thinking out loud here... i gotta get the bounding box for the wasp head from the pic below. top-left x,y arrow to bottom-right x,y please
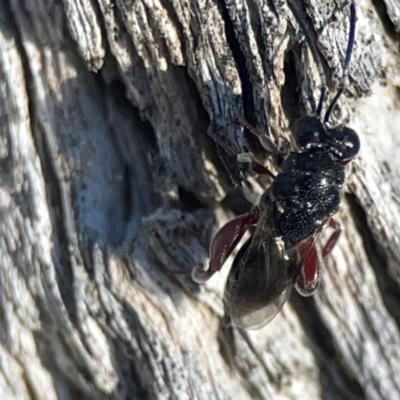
293,116 -> 360,163
293,116 -> 327,150
326,125 -> 360,162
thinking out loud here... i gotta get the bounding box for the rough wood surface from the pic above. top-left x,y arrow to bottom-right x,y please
0,0 -> 399,399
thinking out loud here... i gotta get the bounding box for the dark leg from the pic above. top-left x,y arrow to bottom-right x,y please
237,115 -> 278,156
236,152 -> 276,179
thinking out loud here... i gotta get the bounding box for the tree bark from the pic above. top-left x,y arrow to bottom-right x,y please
1,0 -> 400,399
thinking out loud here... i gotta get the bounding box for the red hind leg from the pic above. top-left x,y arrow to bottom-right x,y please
192,208 -> 259,283
322,217 -> 342,257
295,218 -> 342,296
295,240 -> 322,296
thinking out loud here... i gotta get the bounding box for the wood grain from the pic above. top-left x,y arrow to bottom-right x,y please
0,0 -> 399,399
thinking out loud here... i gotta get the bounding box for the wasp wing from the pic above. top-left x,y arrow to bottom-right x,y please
223,205 -> 300,330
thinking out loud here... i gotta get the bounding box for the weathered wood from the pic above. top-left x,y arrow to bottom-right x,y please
1,0 -> 399,399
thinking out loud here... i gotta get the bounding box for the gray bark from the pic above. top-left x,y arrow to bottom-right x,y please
1,0 -> 400,399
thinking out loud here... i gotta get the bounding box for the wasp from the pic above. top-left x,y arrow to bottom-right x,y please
193,2 -> 359,329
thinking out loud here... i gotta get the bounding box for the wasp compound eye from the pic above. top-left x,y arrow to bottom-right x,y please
327,126 -> 360,162
293,116 -> 327,150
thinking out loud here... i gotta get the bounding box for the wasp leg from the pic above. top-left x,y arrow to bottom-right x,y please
251,162 -> 276,178
237,152 -> 276,179
322,218 -> 342,257
192,209 -> 259,283
295,218 -> 342,296
295,240 -> 322,297
237,115 -> 278,155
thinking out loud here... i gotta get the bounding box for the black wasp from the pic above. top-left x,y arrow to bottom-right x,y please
193,2 -> 360,329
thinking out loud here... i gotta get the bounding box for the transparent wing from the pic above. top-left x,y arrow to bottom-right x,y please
233,288 -> 293,330
223,205 -> 299,330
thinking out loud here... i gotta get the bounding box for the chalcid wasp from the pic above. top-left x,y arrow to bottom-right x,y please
193,1 -> 360,329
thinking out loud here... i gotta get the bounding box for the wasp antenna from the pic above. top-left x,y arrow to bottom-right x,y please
316,87 -> 326,117
324,2 -> 356,123
286,0 -> 327,117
